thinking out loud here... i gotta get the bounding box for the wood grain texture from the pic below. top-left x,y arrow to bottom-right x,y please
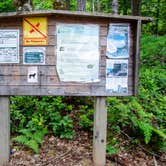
0,10 -> 152,22
93,97 -> 107,166
0,97 -> 10,165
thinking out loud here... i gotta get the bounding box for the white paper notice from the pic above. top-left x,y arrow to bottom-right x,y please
56,24 -> 100,82
106,59 -> 128,94
27,67 -> 38,83
106,24 -> 130,59
0,30 -> 19,63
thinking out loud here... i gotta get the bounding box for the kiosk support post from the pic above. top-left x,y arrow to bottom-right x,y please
0,97 -> 10,165
93,97 -> 107,166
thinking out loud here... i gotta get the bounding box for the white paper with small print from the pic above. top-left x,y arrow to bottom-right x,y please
56,24 -> 100,82
0,30 -> 19,63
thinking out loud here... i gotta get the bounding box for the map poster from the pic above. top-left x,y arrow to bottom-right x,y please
23,47 -> 45,64
56,24 -> 100,83
106,59 -> 128,94
106,23 -> 130,58
0,30 -> 19,63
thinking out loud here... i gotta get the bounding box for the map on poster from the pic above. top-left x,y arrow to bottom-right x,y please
106,59 -> 128,93
106,24 -> 129,58
0,30 -> 19,63
56,24 -> 100,82
23,47 -> 45,64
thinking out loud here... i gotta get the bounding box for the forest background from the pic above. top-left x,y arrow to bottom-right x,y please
0,0 -> 165,159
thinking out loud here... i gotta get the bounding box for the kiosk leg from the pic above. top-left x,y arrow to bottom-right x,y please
93,97 -> 107,166
0,97 -> 10,165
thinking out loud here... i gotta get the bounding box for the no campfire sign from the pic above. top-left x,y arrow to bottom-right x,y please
23,17 -> 48,45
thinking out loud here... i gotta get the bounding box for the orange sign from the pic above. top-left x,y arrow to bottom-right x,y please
23,17 -> 48,45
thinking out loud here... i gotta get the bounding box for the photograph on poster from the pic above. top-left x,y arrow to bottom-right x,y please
106,59 -> 128,94
56,23 -> 100,82
106,24 -> 130,59
23,47 -> 45,64
27,66 -> 38,83
106,59 -> 128,77
0,30 -> 19,63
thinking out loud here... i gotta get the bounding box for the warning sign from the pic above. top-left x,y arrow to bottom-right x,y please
23,17 -> 48,45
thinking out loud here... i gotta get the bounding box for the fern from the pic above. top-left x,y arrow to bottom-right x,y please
137,121 -> 153,144
152,128 -> 166,139
12,135 -> 29,145
25,140 -> 39,154
33,128 -> 48,144
13,128 -> 47,153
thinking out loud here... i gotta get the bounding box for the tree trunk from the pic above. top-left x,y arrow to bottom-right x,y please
97,0 -> 101,12
112,0 -> 118,14
66,0 -> 70,10
91,0 -> 95,12
131,0 -> 141,16
77,0 -> 86,11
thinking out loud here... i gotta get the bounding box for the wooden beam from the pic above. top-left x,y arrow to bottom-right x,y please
93,97 -> 107,166
0,10 -> 152,23
134,20 -> 142,96
0,97 -> 10,165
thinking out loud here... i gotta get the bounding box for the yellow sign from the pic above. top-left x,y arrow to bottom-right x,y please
23,17 -> 48,45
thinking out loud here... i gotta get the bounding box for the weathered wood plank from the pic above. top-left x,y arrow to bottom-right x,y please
0,97 -> 10,165
0,10 -> 152,22
93,97 -> 107,166
134,20 -> 141,96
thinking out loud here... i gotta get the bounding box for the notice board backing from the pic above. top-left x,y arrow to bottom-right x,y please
0,10 -> 151,96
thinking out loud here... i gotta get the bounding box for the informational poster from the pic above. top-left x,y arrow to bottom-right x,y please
106,59 -> 128,93
23,17 -> 47,45
106,24 -> 130,58
56,24 -> 100,82
0,30 -> 19,63
23,47 -> 45,64
27,67 -> 38,83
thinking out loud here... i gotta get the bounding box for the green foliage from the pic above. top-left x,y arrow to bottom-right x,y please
33,0 -> 53,10
50,114 -> 74,139
0,0 -> 15,12
10,96 -> 75,150
140,35 -> 166,68
78,105 -> 93,130
13,128 -> 47,153
106,145 -> 119,155
106,35 -> 166,152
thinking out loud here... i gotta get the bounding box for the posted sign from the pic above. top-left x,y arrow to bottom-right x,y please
23,17 -> 47,45
56,24 -> 100,83
0,30 -> 19,63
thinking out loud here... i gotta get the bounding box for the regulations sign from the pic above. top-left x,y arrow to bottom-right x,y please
23,47 -> 45,64
56,23 -> 100,83
23,17 -> 47,45
0,30 -> 19,63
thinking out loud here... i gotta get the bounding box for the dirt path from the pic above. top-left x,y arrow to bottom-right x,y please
5,134 -> 166,166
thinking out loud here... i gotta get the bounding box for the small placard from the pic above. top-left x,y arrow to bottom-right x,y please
23,17 -> 48,45
23,47 -> 45,64
27,67 -> 38,83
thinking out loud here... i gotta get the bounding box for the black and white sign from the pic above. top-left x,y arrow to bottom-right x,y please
0,30 -> 19,63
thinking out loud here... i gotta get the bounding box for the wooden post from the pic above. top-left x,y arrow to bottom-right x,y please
134,20 -> 142,95
93,97 -> 107,166
0,97 -> 10,165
